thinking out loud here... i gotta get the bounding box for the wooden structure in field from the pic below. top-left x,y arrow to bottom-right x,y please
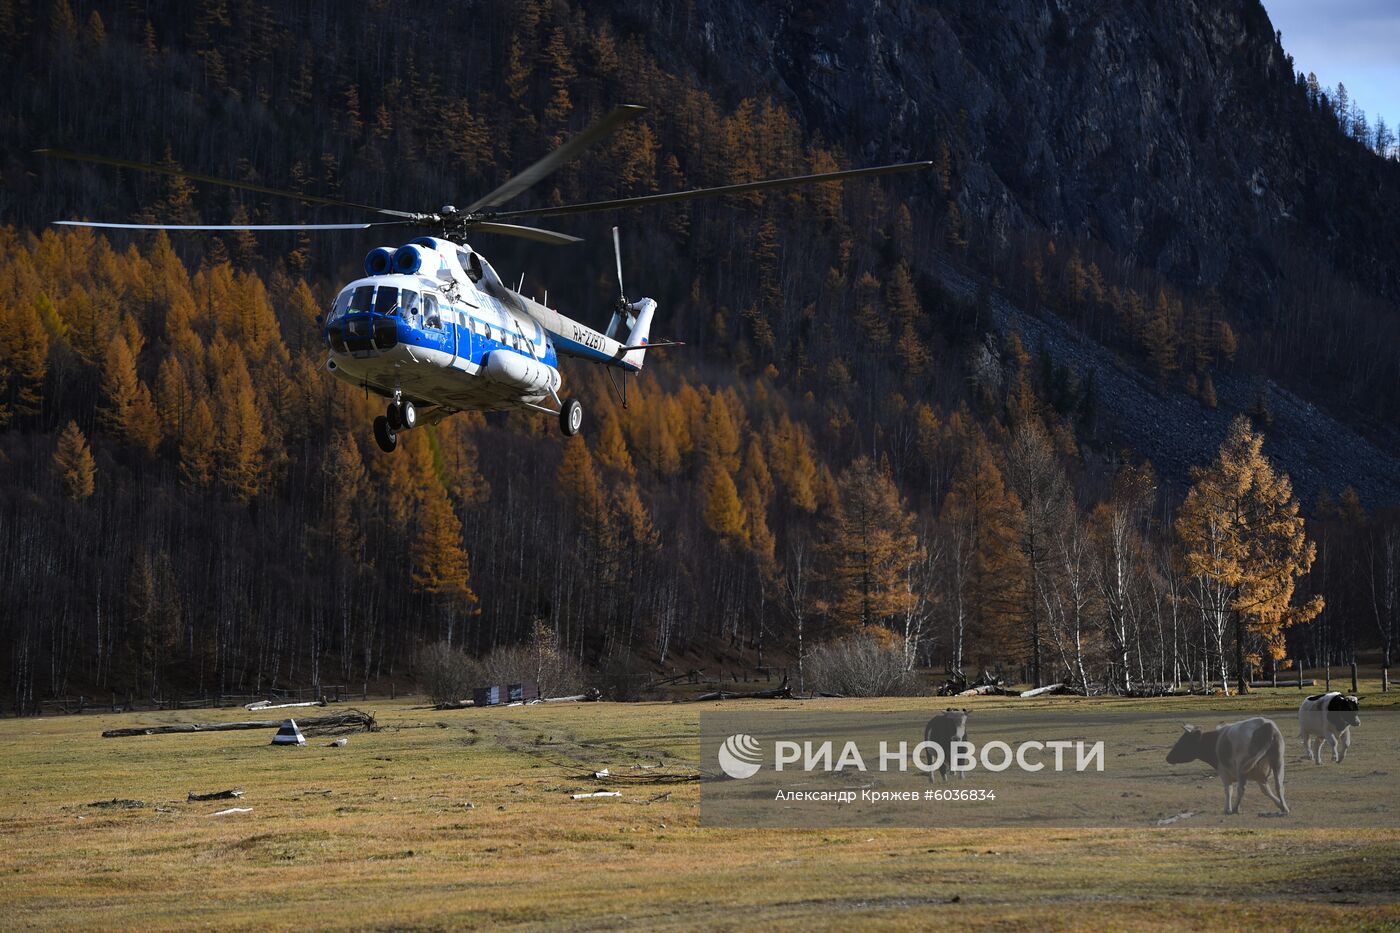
472,682 -> 540,707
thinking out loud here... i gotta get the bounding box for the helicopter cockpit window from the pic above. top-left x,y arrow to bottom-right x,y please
425,294 -> 442,329
401,291 -> 421,319
349,285 -> 375,314
374,286 -> 399,315
329,289 -> 353,322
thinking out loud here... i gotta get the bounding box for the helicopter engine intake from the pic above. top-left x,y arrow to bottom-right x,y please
363,246 -> 395,276
482,350 -> 561,396
391,243 -> 437,276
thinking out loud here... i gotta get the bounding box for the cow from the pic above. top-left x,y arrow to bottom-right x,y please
923,709 -> 969,783
1166,717 -> 1288,815
1298,692 -> 1360,764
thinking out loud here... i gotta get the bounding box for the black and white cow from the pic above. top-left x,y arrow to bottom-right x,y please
1298,692 -> 1360,764
1166,717 -> 1288,815
923,709 -> 969,783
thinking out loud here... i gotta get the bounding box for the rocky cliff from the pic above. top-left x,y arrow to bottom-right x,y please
615,0 -> 1400,301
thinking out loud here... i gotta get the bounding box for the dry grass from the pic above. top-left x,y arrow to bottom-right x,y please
0,685 -> 1397,930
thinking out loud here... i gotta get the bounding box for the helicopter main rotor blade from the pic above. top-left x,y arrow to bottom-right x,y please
461,105 -> 646,215
465,221 -> 582,245
35,149 -> 424,220
52,220 -> 412,231
485,160 -> 935,221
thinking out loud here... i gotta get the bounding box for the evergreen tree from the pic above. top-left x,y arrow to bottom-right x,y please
595,412 -> 635,476
939,433 -> 1026,664
212,346 -> 263,502
701,458 -> 746,543
179,399 -> 216,488
1175,415 -> 1322,693
0,297 -> 47,420
411,480 -> 479,644
52,420 -> 95,501
820,457 -> 921,632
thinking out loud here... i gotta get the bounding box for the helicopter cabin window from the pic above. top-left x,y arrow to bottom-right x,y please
374,286 -> 399,315
349,285 -> 375,314
424,294 -> 442,329
401,291 -> 421,320
329,288 -> 353,322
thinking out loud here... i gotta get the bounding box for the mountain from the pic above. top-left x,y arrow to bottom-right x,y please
629,0 -> 1400,296
610,0 -> 1400,444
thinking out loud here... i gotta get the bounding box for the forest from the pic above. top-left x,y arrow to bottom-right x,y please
1,0 -> 1397,710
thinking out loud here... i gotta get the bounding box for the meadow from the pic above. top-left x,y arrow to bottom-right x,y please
1,686 -> 1397,931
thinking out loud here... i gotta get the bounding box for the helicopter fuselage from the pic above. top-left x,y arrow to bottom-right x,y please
323,270 -> 563,415
319,236 -> 654,449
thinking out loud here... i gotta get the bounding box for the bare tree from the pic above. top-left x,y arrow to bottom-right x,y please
1044,514 -> 1094,694
1370,522 -> 1399,692
1005,422 -> 1071,687
782,539 -> 812,694
942,523 -> 974,681
898,532 -> 943,671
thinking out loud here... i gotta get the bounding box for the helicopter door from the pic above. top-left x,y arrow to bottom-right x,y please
423,294 -> 454,367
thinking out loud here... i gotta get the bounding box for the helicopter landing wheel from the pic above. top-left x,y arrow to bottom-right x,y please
559,397 -> 583,437
373,415 -> 398,453
386,400 -> 417,431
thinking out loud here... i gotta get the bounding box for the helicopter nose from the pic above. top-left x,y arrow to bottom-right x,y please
328,313 -> 398,353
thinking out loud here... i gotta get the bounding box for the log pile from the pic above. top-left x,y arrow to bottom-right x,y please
935,672 -> 1002,694
939,671 -> 1009,697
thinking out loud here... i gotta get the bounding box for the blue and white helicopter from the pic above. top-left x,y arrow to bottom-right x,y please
41,106 -> 929,452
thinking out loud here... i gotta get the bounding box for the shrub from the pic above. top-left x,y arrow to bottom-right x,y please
805,631 -> 922,697
414,642 -> 478,705
479,622 -> 585,698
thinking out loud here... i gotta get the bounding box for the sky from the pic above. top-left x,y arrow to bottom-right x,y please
1264,0 -> 1400,135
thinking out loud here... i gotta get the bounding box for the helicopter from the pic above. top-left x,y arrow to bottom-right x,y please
40,105 -> 930,452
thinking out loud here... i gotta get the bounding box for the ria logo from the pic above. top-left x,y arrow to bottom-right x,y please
717,733 -> 763,779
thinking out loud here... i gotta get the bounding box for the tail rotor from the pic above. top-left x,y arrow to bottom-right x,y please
605,225 -> 637,341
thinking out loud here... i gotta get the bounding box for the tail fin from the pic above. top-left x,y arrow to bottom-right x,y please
621,298 -> 656,369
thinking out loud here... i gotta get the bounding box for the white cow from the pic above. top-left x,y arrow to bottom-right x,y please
1166,717 -> 1288,815
1298,692 -> 1360,764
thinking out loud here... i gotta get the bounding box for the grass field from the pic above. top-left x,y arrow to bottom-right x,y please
1,687 -> 1398,931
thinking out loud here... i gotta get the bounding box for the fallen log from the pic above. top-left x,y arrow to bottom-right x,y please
1249,680 -> 1314,688
1019,683 -> 1074,698
104,720 -> 283,737
187,789 -> 243,801
692,677 -> 792,702
541,688 -> 602,703
575,767 -> 700,785
102,709 -> 377,738
245,700 -> 327,711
